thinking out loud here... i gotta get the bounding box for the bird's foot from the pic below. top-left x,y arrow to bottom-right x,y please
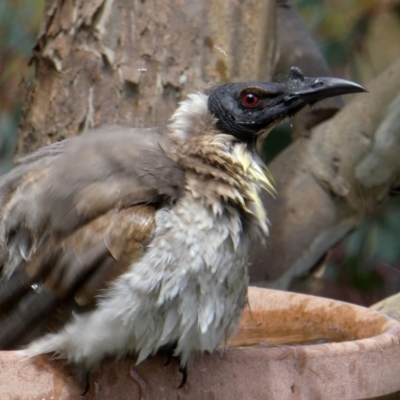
158,344 -> 188,387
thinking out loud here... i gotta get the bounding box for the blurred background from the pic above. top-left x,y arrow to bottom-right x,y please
1,0 -> 400,306
289,0 -> 400,305
0,0 -> 44,174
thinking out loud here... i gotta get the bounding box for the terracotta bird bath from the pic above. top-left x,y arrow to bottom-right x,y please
1,287 -> 400,399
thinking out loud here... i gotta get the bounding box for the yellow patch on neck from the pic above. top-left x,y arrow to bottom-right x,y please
229,143 -> 275,236
231,144 -> 275,194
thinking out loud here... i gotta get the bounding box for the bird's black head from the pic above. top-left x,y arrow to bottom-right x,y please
208,67 -> 366,141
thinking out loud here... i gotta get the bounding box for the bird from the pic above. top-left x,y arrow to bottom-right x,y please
0,67 -> 365,387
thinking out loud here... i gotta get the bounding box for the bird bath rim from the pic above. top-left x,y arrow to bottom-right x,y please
1,286 -> 400,400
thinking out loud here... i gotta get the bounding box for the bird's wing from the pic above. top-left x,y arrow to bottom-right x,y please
0,125 -> 184,348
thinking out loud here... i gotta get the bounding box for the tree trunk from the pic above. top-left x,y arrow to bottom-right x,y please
17,0 -> 276,155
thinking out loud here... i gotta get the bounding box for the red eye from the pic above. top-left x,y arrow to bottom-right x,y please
241,93 -> 260,108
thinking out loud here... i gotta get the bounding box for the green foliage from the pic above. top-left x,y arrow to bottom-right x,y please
0,0 -> 44,173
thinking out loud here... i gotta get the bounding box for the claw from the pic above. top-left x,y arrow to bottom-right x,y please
178,364 -> 187,388
164,352 -> 173,366
81,370 -> 91,396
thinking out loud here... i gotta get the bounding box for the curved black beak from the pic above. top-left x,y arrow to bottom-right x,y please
254,67 -> 367,128
285,75 -> 367,106
280,66 -> 367,113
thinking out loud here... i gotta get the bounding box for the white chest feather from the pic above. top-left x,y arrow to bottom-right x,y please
24,194 -> 250,368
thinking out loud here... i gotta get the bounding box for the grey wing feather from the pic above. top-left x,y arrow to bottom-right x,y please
0,125 -> 183,348
0,125 -> 182,277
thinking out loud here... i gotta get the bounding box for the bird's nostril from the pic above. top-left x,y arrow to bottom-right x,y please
311,81 -> 324,89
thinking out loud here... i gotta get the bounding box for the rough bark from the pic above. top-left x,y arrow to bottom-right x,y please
250,58 -> 400,288
17,0 -> 276,155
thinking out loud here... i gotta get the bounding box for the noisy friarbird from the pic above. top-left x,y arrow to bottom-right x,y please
0,67 -> 365,387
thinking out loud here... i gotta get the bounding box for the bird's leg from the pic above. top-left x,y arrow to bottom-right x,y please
178,363 -> 188,388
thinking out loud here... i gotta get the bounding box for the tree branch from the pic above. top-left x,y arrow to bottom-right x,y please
250,57 -> 400,288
